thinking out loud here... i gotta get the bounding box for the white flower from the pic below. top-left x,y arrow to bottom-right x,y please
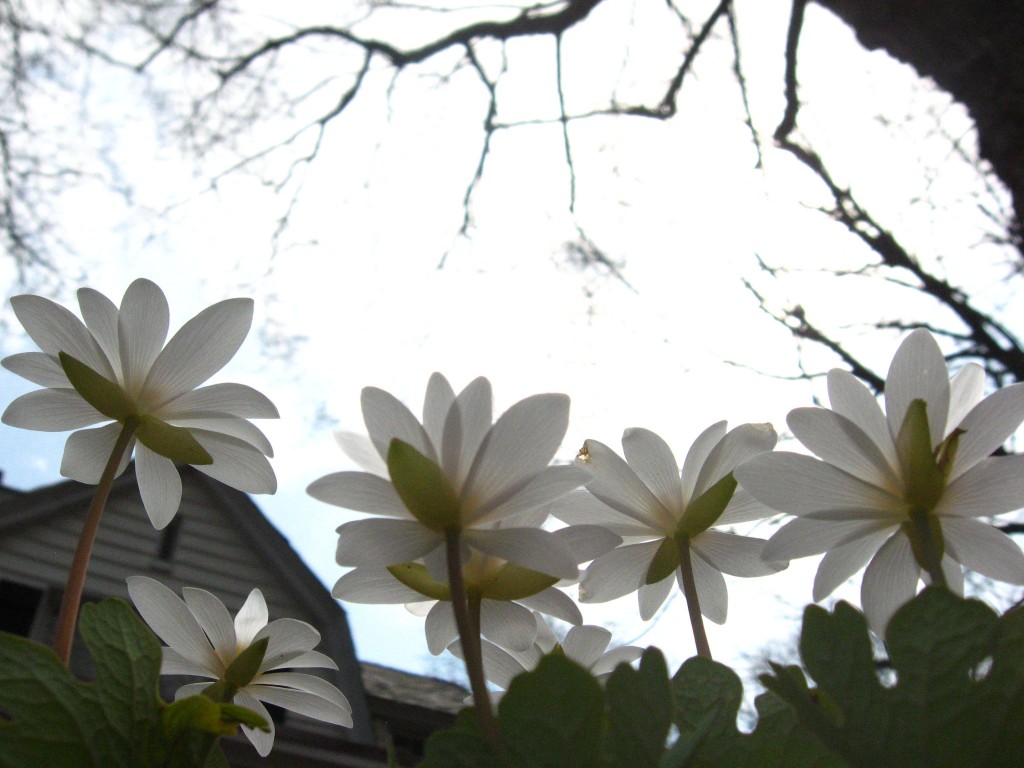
735,329 -> 1024,634
127,576 -> 352,756
332,511 -> 619,654
450,612 -> 644,699
552,423 -> 784,623
2,279 -> 277,528
308,373 -> 590,581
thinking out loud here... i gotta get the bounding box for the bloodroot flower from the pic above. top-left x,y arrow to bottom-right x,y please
127,576 -> 352,756
307,373 -> 591,582
736,329 -> 1024,635
2,278 -> 277,528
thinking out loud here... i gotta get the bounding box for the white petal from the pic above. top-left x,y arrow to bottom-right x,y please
884,329 -> 950,449
2,351 -> 70,387
332,567 -> 423,604
423,372 -> 456,453
946,364 -> 986,431
549,491 -> 656,537
60,424 -> 133,484
949,383 -> 1024,480
333,431 -> 388,475
812,527 -> 895,601
335,518 -> 441,567
860,531 -> 920,636
235,688 -> 275,756
638,575 -> 674,621
716,487 -> 784,526
307,471 -> 409,517
10,294 -> 114,378
475,639 -> 529,689
578,541 -> 663,603
788,407 -> 899,489
580,439 -> 674,531
265,649 -> 337,671
161,647 -> 219,678
247,675 -> 352,727
361,386 -> 436,463
621,428 -> 682,512
680,421 -> 727,504
938,455 -> 1024,518
425,602 -> 459,655
687,550 -> 728,624
77,287 -> 121,379
445,377 -> 493,490
462,393 -> 570,511
938,554 -> 965,596
161,383 -> 279,419
763,516 -> 898,562
691,422 -> 777,500
827,369 -> 897,468
551,523 -> 621,565
480,600 -> 538,652
562,625 -> 611,669
136,444 -> 183,529
734,452 -> 903,516
168,415 -> 273,456
117,279 -> 169,398
473,465 -> 591,525
591,645 -> 645,677
126,576 -> 218,668
191,431 -> 277,493
182,587 -> 237,666
256,619 -> 328,670
175,682 -> 215,700
2,389 -> 106,431
143,298 -> 253,405
517,588 -> 582,625
942,517 -> 1024,584
462,527 -> 578,580
692,529 -> 784,577
234,588 -> 269,647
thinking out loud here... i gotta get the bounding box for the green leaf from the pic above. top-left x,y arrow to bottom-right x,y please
670,657 -> 843,768
645,538 -> 678,586
678,473 -> 737,537
605,648 -> 672,768
163,696 -> 268,740
387,438 -> 461,530
420,709 -> 506,768
763,588 -> 1024,768
59,352 -> 134,422
482,563 -> 558,601
136,416 -> 213,465
387,563 -> 451,601
222,637 -> 267,690
0,598 -> 240,768
499,654 -> 605,768
895,399 -> 944,511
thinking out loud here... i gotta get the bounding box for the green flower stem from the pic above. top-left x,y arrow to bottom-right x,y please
445,527 -> 500,746
907,508 -> 948,589
53,419 -> 137,665
677,538 -> 713,660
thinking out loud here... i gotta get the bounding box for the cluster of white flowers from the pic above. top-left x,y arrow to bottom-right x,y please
5,280 -> 1024,753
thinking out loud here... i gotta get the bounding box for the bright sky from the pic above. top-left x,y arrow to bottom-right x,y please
0,0 -> 1017,689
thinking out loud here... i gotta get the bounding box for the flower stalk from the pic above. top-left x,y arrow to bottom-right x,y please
53,418 -> 138,664
445,527 -> 500,745
676,535 -> 713,660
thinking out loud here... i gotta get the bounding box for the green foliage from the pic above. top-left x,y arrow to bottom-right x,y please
763,587 -> 1024,768
387,438 -> 461,530
0,598 -> 265,768
421,589 -> 1024,767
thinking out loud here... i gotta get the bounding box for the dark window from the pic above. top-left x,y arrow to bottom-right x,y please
0,580 -> 43,636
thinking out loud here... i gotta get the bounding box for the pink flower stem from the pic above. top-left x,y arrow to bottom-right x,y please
445,527 -> 500,745
53,419 -> 136,665
677,540 -> 713,660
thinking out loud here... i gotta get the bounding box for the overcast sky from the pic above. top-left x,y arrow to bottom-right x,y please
0,0 -> 1016,686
